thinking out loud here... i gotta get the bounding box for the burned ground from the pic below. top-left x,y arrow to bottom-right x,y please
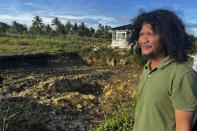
0,51 -> 140,131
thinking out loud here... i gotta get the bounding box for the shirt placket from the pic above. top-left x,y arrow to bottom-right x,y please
138,68 -> 158,99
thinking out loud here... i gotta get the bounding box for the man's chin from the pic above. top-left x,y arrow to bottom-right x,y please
142,53 -> 154,58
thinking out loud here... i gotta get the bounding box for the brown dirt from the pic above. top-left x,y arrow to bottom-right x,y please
0,51 -> 141,131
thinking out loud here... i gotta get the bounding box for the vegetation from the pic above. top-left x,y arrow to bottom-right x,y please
0,35 -> 111,56
6,21 -> 28,35
95,100 -> 136,131
32,16 -> 45,38
0,16 -> 112,39
0,101 -> 26,131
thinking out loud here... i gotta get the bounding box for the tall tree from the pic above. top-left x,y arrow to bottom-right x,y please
72,23 -> 78,35
44,24 -> 52,36
7,21 -> 27,34
32,16 -> 44,37
51,17 -> 63,37
65,21 -> 73,38
104,25 -> 112,38
0,22 -> 10,33
95,24 -> 111,38
95,24 -> 103,37
78,23 -> 88,36
89,27 -> 95,37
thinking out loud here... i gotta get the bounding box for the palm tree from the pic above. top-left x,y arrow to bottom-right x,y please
11,21 -> 19,34
7,21 -> 28,34
0,22 -> 9,33
51,17 -> 63,37
32,16 -> 44,37
44,24 -> 52,36
65,21 -> 73,38
89,27 -> 95,37
78,23 -> 88,36
72,23 -> 78,35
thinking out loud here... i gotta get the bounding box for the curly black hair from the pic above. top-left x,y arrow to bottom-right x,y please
130,9 -> 195,62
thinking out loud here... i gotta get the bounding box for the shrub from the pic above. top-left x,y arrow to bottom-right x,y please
130,53 -> 147,67
187,56 -> 194,66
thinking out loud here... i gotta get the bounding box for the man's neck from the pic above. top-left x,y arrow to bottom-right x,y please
150,55 -> 166,71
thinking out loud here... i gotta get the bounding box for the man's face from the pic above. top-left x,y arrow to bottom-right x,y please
138,23 -> 165,58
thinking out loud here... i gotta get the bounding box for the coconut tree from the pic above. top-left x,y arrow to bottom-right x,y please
72,23 -> 78,35
65,21 -> 73,38
44,24 -> 52,36
78,23 -> 88,36
7,21 -> 28,34
89,27 -> 95,37
8,21 -> 18,34
51,17 -> 63,37
32,16 -> 44,37
0,22 -> 9,33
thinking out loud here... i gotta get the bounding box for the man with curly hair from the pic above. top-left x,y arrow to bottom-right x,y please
130,9 -> 197,131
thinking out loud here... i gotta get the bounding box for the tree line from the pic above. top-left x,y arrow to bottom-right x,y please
0,16 -> 112,38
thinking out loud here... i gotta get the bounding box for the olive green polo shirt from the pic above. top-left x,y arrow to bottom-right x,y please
133,56 -> 197,131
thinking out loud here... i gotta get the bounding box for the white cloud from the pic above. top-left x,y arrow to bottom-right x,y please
0,9 -> 117,29
187,27 -> 197,36
0,14 -> 32,26
0,2 -> 126,30
24,3 -> 50,9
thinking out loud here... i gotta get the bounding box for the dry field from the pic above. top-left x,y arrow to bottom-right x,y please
0,51 -> 140,130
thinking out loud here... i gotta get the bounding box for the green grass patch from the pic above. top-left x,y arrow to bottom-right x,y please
94,100 -> 136,131
0,35 -> 111,56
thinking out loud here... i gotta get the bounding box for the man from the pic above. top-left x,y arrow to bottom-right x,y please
130,9 -> 197,131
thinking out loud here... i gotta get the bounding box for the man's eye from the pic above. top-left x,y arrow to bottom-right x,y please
148,33 -> 156,36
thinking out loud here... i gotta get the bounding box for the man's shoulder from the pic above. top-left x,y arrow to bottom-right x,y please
175,62 -> 193,72
171,62 -> 196,77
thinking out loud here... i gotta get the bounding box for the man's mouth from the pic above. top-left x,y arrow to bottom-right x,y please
141,45 -> 152,49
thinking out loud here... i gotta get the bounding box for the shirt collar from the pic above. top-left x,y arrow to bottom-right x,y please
144,56 -> 174,70
144,60 -> 150,70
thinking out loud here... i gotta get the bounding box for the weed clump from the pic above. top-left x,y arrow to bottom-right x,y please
95,101 -> 136,131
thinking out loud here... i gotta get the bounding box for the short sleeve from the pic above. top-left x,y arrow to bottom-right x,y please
171,71 -> 197,111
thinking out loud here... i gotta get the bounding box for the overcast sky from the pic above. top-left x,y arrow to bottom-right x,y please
0,0 -> 197,36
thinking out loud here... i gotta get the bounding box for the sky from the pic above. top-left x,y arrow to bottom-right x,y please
0,0 -> 197,36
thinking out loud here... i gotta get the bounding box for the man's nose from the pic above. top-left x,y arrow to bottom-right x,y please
142,36 -> 149,43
